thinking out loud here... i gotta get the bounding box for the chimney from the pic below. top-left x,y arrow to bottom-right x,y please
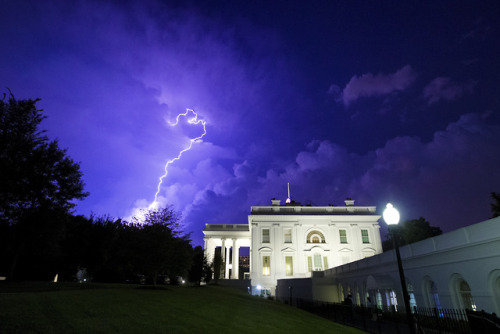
271,198 -> 281,206
344,198 -> 355,206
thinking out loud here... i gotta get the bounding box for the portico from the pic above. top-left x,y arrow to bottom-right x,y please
203,224 -> 251,279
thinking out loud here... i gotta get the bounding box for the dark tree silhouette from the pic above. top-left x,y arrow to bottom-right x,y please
211,251 -> 223,284
0,92 -> 88,280
188,245 -> 212,286
0,93 -> 88,223
130,207 -> 192,285
491,192 -> 500,218
383,217 -> 442,251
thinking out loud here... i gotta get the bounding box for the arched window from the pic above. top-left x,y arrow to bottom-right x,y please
407,283 -> 417,309
428,281 -> 441,312
354,284 -> 361,306
376,290 -> 383,309
423,276 -> 441,310
306,230 -> 326,243
458,280 -> 476,311
451,274 -> 477,311
387,290 -> 398,311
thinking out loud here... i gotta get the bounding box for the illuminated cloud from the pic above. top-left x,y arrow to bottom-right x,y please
423,77 -> 475,105
341,65 -> 416,106
178,112 -> 500,242
348,112 -> 500,229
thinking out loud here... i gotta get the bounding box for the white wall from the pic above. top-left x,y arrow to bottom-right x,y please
276,216 -> 500,314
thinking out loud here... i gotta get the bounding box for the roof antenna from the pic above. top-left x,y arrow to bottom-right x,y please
286,182 -> 291,204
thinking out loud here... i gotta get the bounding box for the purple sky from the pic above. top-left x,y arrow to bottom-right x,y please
2,0 -> 500,246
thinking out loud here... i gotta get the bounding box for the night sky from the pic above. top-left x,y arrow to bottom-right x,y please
2,0 -> 500,246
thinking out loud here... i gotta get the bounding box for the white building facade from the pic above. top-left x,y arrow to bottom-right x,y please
203,198 -> 500,315
248,198 -> 383,296
203,198 -> 383,295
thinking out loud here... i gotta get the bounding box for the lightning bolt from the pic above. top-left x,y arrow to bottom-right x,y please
151,108 -> 207,207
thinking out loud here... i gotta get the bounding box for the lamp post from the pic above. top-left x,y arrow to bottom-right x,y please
383,203 -> 415,334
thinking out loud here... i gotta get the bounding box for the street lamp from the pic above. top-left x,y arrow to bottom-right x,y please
383,203 -> 415,334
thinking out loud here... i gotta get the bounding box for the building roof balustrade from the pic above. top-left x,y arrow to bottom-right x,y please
250,206 -> 377,215
203,224 -> 250,232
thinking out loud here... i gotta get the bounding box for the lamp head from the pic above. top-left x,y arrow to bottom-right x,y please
383,203 -> 400,225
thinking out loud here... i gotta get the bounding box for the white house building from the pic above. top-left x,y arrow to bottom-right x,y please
203,198 -> 383,296
203,196 -> 500,315
248,198 -> 383,296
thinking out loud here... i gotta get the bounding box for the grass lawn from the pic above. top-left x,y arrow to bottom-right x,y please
0,282 -> 365,333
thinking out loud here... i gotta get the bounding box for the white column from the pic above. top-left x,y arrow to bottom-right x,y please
350,223 -> 361,260
250,222 -> 258,282
249,243 -> 252,280
221,238 -> 226,279
231,238 -> 239,279
373,224 -> 383,253
225,244 -> 230,279
273,224 -> 279,277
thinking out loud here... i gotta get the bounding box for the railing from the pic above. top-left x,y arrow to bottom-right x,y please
415,307 -> 470,334
250,206 -> 377,215
203,224 -> 249,231
276,297 -> 490,334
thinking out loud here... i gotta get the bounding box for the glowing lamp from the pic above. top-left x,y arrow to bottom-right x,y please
382,202 -> 416,334
383,203 -> 400,226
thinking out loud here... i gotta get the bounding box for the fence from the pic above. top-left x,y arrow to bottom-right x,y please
414,307 -> 469,334
279,297 -> 500,334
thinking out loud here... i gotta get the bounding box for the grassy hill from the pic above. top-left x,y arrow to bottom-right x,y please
0,282 -> 364,333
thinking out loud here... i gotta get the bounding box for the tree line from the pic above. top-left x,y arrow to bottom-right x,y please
0,92 -> 211,284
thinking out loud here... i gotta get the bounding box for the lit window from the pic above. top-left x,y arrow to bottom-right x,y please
427,280 -> 442,314
262,256 -> 270,276
388,290 -> 398,311
361,229 -> 370,243
313,254 -> 322,271
459,280 -> 476,311
323,256 -> 328,269
376,291 -> 383,309
307,256 -> 312,272
285,256 -> 293,276
306,230 -> 325,243
408,283 -> 417,309
284,228 -> 292,243
339,229 -> 347,243
262,229 -> 270,243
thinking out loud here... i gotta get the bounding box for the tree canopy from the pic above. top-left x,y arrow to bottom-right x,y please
491,192 -> 500,218
129,207 -> 192,285
188,245 -> 212,286
383,217 -> 442,251
0,93 -> 89,280
0,93 -> 88,224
